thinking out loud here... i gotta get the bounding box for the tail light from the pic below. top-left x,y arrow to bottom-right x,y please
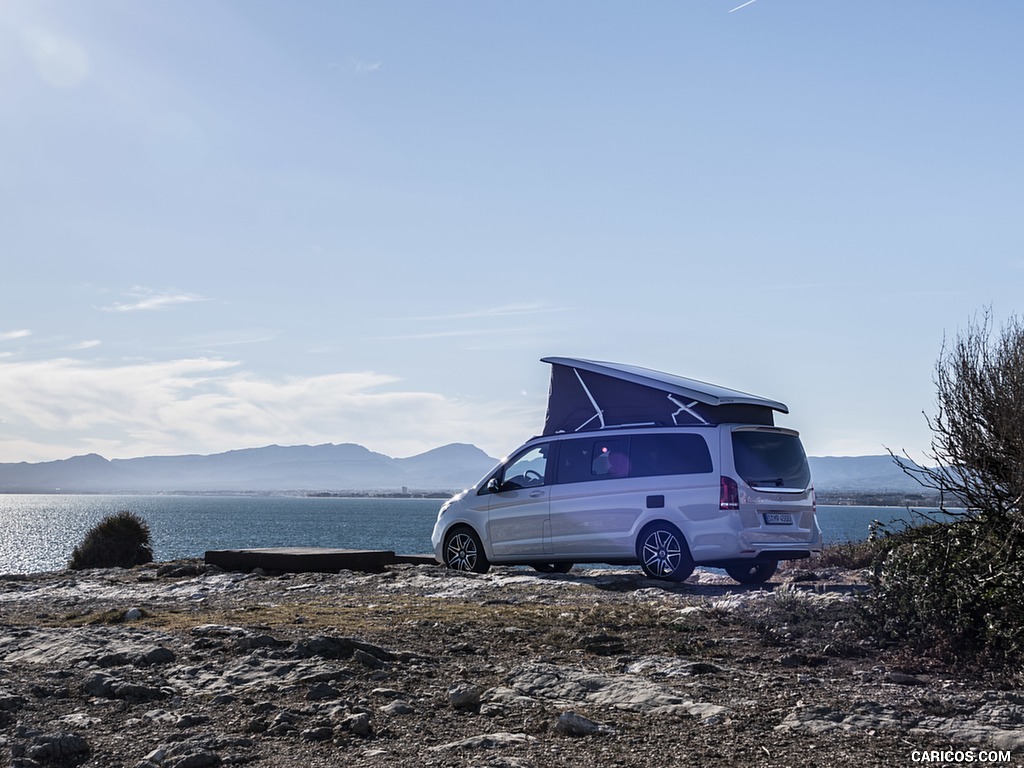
720,476 -> 739,510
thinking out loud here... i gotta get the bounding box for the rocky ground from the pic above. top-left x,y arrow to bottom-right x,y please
1,561 -> 1022,768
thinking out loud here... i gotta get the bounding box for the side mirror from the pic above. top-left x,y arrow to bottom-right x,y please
486,477 -> 501,494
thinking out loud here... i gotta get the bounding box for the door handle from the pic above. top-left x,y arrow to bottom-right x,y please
529,491 -> 544,498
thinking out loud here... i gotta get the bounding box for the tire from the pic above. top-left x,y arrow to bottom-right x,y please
443,527 -> 490,574
532,562 -> 574,574
725,560 -> 778,585
637,523 -> 694,581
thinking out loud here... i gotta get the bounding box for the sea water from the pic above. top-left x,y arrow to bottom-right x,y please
0,494 -> 925,576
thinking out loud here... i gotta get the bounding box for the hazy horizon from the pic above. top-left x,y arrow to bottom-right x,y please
0,439 -> 912,466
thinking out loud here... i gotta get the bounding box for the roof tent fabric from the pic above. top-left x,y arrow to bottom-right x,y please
541,357 -> 787,436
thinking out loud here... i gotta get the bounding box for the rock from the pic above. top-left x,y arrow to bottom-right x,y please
25,732 -> 90,762
506,662 -> 729,720
429,732 -> 536,751
885,671 -> 926,686
270,710 -> 300,729
57,712 -> 101,728
191,625 -> 249,638
910,692 -> 1024,751
143,709 -> 178,725
98,650 -> 132,667
779,653 -> 818,668
167,751 -> 220,768
371,687 -> 407,699
684,661 -> 722,676
140,646 -> 176,666
289,635 -> 396,667
307,682 -> 342,701
480,687 -> 541,712
353,648 -> 385,669
300,726 -> 333,742
235,634 -> 288,651
340,712 -> 372,736
111,681 -> 168,702
83,672 -> 115,697
137,747 -> 167,767
448,683 -> 482,709
380,700 -> 415,716
0,692 -> 28,711
125,608 -> 145,621
775,701 -> 906,734
175,713 -> 211,728
94,643 -> 174,669
157,563 -> 204,578
555,711 -> 613,736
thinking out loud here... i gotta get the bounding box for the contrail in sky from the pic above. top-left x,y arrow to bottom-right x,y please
729,0 -> 759,11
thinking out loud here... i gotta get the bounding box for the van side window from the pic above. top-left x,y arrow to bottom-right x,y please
629,433 -> 713,477
496,444 -> 550,490
591,439 -> 629,478
555,433 -> 712,484
556,438 -> 627,484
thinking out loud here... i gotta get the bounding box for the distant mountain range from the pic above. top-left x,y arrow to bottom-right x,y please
807,455 -> 932,502
0,443 -> 930,498
0,443 -> 500,494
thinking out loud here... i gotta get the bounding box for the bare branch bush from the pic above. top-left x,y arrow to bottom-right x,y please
870,310 -> 1024,677
891,309 -> 1024,521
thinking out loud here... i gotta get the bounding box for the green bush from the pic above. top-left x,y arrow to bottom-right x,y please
69,510 -> 154,570
864,513 -> 1024,675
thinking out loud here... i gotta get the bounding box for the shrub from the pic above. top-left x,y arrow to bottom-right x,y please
864,513 -> 1024,675
69,510 -> 154,570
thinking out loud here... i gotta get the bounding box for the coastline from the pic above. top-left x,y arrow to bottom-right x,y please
1,561 -> 1021,767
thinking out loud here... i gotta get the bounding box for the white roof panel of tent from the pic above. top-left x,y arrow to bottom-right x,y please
541,357 -> 789,414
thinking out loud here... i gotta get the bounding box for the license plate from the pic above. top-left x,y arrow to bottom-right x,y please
763,513 -> 793,526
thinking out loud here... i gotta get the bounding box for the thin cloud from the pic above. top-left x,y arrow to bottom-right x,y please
102,287 -> 207,313
400,303 -> 570,323
353,58 -> 382,73
22,27 -> 92,89
0,329 -> 32,342
729,0 -> 759,11
763,281 -> 861,292
69,340 -> 101,350
0,356 -> 529,461
383,325 -> 552,342
177,329 -> 282,349
329,57 -> 382,74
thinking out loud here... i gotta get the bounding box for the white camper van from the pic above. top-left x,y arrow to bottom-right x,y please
431,358 -> 821,584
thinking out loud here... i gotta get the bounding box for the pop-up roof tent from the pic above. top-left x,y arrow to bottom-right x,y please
541,357 -> 788,436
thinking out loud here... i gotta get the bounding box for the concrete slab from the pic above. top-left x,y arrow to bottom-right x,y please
204,547 -> 436,574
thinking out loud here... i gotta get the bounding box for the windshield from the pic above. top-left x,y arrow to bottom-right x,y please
731,430 -> 811,490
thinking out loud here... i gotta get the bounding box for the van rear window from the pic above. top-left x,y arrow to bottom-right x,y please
731,431 -> 810,490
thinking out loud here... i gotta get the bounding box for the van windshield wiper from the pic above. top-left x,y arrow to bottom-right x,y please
750,478 -> 785,487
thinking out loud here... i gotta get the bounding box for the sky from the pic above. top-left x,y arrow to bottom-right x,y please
1,1 -> 1022,465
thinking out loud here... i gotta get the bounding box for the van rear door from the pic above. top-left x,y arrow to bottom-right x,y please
728,427 -> 817,547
